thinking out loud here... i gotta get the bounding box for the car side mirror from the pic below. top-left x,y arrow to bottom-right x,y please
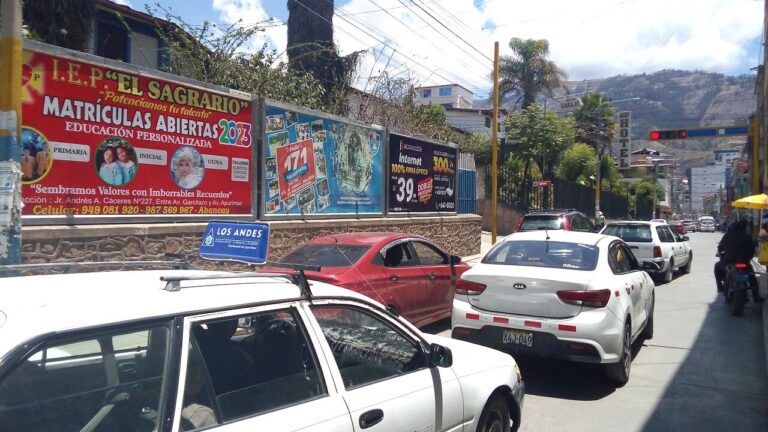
682,236 -> 689,241
641,261 -> 661,272
450,255 -> 462,266
429,343 -> 453,368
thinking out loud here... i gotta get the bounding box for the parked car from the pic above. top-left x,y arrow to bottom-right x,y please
600,221 -> 692,283
0,265 -> 524,431
516,209 -> 596,232
266,232 -> 471,328
669,220 -> 686,235
681,219 -> 696,232
452,230 -> 657,386
697,216 -> 716,232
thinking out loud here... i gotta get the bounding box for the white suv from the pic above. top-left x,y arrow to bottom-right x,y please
601,221 -> 692,283
0,265 -> 524,432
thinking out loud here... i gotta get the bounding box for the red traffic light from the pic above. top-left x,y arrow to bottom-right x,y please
648,129 -> 687,140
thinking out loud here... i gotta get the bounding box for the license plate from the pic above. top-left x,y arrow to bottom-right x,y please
502,329 -> 533,347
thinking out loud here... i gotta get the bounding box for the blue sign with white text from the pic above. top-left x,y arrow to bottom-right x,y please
199,221 -> 270,264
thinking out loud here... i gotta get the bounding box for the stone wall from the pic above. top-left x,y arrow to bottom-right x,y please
21,214 -> 482,271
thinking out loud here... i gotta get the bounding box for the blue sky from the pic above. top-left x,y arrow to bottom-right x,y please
116,0 -> 764,98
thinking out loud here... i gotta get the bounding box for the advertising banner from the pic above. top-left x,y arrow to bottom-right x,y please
20,47 -> 253,219
262,103 -> 383,216
388,133 -> 457,213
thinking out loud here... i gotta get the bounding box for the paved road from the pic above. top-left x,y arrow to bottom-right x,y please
426,231 -> 768,431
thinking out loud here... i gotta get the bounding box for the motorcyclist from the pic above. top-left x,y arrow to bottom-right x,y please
715,219 -> 764,302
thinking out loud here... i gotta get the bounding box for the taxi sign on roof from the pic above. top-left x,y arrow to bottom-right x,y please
200,221 -> 270,264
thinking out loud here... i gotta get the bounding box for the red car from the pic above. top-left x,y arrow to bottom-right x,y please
267,232 -> 470,328
669,221 -> 686,235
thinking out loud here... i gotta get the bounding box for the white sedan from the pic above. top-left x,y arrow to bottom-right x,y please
0,267 -> 524,432
452,230 -> 657,386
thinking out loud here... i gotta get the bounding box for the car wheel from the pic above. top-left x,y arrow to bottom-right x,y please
476,393 -> 510,432
641,294 -> 654,340
605,322 -> 631,386
682,252 -> 692,274
663,259 -> 674,283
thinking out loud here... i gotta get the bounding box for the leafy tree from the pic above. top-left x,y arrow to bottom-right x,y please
499,38 -> 567,109
22,0 -> 95,51
460,133 -> 492,165
146,6 -> 327,110
505,103 -> 573,179
556,143 -> 596,182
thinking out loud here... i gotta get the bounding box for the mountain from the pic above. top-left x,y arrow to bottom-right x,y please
547,70 -> 756,172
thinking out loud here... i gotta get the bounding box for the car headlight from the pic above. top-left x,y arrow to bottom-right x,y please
514,363 -> 522,382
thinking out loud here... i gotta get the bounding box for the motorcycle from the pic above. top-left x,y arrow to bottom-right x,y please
724,263 -> 752,316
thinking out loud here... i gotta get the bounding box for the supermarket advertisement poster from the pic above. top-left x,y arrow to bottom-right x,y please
20,48 -> 253,218
262,104 -> 383,216
388,133 -> 457,213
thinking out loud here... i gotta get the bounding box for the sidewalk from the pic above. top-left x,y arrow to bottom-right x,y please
462,231 -> 496,266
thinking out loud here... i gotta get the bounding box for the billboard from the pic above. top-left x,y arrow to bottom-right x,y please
261,102 -> 384,217
388,133 -> 457,213
20,45 -> 253,220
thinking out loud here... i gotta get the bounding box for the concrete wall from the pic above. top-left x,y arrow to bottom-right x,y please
21,215 -> 482,271
477,197 -> 523,235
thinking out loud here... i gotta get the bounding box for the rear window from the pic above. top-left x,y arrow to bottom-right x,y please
700,220 -> 714,225
279,244 -> 370,267
602,224 -> 652,242
520,215 -> 563,231
482,240 -> 599,270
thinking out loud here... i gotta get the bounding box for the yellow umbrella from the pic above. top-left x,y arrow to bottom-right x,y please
732,193 -> 768,209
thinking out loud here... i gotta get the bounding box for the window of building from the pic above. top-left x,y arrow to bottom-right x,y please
485,117 -> 491,128
96,20 -> 129,62
439,87 -> 452,96
421,89 -> 432,98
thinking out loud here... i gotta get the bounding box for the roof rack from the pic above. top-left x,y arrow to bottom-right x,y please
0,258 -> 191,275
159,262 -> 321,302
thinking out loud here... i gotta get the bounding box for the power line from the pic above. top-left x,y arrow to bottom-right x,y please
408,0 -> 493,63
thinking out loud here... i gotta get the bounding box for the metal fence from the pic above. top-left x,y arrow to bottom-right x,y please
457,153 -> 477,214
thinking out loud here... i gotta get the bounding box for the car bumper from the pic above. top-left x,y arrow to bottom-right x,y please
451,299 -> 623,364
699,226 -> 715,232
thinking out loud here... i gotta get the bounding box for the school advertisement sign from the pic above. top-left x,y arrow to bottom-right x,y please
388,133 -> 457,213
262,102 -> 383,216
20,48 -> 253,218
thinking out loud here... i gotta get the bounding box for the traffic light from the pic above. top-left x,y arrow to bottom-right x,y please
649,130 -> 687,140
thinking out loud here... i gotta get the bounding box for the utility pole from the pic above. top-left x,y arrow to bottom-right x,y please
490,41 -> 500,244
0,0 -> 23,266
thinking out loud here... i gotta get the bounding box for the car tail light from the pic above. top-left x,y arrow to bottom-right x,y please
562,216 -> 570,230
456,279 -> 487,295
515,220 -> 523,232
735,263 -> 748,269
653,246 -> 662,258
557,289 -> 611,308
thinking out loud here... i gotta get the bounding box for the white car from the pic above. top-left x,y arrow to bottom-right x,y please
697,217 -> 717,232
452,231 -> 656,386
601,221 -> 692,283
0,266 -> 524,431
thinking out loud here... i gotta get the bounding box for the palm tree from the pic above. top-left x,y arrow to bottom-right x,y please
499,38 -> 567,109
575,92 -> 616,155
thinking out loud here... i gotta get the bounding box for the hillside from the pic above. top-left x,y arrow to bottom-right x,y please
548,70 -> 756,171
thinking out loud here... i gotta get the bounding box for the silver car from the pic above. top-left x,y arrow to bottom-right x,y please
452,230 -> 657,386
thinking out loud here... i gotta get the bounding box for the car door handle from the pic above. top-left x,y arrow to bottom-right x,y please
427,272 -> 436,280
389,275 -> 399,281
359,409 -> 384,429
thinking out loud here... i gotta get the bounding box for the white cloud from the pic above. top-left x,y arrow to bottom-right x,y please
211,0 -> 286,55
205,0 -> 763,96
112,0 -> 134,7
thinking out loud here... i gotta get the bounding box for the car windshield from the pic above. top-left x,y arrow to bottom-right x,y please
278,244 -> 370,267
520,216 -> 563,231
482,240 -> 598,270
602,224 -> 652,243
